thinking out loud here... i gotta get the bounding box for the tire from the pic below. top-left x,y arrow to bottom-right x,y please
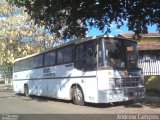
72,86 -> 85,106
24,84 -> 29,97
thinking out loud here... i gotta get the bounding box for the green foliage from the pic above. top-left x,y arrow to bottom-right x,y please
0,2 -> 49,79
145,76 -> 160,91
0,61 -> 13,79
0,61 -> 13,71
0,2 -> 50,63
7,0 -> 160,38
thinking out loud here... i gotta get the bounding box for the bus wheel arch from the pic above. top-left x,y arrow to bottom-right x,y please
24,83 -> 29,96
70,84 -> 85,106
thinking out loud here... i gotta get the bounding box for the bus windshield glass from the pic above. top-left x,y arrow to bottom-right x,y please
125,40 -> 138,68
98,38 -> 138,69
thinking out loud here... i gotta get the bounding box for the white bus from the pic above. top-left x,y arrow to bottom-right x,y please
13,35 -> 145,105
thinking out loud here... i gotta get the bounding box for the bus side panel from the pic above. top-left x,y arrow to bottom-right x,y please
49,64 -> 78,99
13,69 -> 43,95
13,65 -> 99,103
56,70 -> 98,103
13,70 -> 33,94
97,70 -> 113,90
96,70 -> 114,103
13,80 -> 27,94
78,71 -> 98,103
54,67 -> 97,101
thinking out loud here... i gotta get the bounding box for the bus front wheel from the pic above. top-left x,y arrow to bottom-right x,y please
72,86 -> 85,106
24,84 -> 29,97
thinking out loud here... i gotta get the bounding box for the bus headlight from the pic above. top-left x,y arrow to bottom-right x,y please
109,78 -> 122,89
137,69 -> 143,76
109,78 -> 115,89
138,77 -> 144,87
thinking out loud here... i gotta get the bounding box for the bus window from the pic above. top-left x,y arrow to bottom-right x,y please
75,41 -> 97,71
35,55 -> 43,68
63,47 -> 73,63
57,46 -> 73,64
57,49 -> 63,64
75,44 -> 84,70
84,42 -> 97,71
125,41 -> 138,68
98,38 -> 125,68
98,38 -> 139,69
44,51 -> 56,67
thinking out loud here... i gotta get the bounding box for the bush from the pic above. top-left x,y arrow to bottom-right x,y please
144,76 -> 160,96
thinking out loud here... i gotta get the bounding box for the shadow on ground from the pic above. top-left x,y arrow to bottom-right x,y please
14,93 -> 160,109
1,84 -> 159,109
16,93 -> 71,104
0,95 -> 16,99
85,101 -> 144,108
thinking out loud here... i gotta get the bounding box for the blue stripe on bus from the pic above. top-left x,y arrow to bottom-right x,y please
13,76 -> 97,81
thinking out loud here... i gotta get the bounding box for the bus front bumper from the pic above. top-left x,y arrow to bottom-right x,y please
98,87 -> 145,103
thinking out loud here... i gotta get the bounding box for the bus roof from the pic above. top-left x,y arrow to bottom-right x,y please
14,35 -> 136,63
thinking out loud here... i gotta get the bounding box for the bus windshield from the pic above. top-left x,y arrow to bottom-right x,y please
98,38 -> 138,69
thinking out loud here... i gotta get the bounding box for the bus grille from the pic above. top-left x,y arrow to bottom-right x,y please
114,77 -> 142,87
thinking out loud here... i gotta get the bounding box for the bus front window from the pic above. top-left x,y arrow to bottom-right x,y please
98,38 -> 138,69
106,39 -> 125,68
98,38 -> 125,68
125,41 -> 139,68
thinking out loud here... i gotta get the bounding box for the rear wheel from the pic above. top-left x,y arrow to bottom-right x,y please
24,84 -> 29,96
72,86 -> 85,106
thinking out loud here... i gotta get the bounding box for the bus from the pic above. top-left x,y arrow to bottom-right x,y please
13,35 -> 145,105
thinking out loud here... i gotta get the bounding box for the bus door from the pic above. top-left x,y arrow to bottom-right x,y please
75,40 -> 98,101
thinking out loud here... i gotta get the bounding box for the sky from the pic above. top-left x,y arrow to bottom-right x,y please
87,22 -> 158,37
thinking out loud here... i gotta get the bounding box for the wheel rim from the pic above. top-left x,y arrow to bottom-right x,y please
74,88 -> 82,102
72,87 -> 84,105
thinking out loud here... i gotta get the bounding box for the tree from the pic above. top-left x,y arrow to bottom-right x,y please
7,0 -> 160,38
0,1 -> 50,82
0,1 -> 51,62
0,61 -> 12,83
